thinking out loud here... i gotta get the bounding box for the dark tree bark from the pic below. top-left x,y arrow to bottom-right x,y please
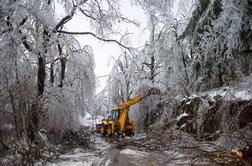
143,56 -> 156,83
37,57 -> 46,96
50,62 -> 54,84
9,90 -> 20,139
149,18 -> 155,83
181,47 -> 189,84
59,58 -> 66,88
174,21 -> 189,85
150,55 -> 155,83
58,44 -> 66,88
27,55 -> 45,141
27,102 -> 39,141
28,27 -> 48,141
37,27 -> 48,96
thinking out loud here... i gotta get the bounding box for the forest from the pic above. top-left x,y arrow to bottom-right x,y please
0,0 -> 252,165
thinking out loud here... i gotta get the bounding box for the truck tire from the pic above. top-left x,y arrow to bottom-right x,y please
125,129 -> 132,137
107,125 -> 112,137
100,125 -> 106,136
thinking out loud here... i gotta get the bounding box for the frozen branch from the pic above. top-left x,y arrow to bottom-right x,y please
57,30 -> 132,50
52,5 -> 77,33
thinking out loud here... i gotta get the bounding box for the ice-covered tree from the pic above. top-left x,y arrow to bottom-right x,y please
180,0 -> 252,90
94,87 -> 110,118
108,52 -> 135,105
0,0 -> 135,146
155,19 -> 191,95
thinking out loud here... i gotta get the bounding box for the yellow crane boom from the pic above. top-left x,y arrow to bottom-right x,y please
98,88 -> 160,137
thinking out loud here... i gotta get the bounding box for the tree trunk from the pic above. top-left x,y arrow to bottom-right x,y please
28,27 -> 48,141
59,57 -> 66,88
9,90 -> 20,139
181,49 -> 189,84
150,56 -> 155,83
175,22 -> 189,85
58,44 -> 66,88
27,56 -> 45,141
37,57 -> 46,96
217,65 -> 224,86
50,62 -> 54,85
37,27 -> 48,95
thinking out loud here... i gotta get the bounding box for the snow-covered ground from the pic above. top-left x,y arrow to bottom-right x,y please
43,135 -> 157,166
45,152 -> 98,166
43,136 -> 110,166
40,126 -> 184,166
42,135 -> 196,166
205,76 -> 252,101
120,149 -> 148,157
176,75 -> 252,102
39,76 -> 252,166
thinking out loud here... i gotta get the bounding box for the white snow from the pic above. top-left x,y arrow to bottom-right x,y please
207,88 -> 228,98
186,100 -> 191,105
105,159 -> 112,166
44,136 -> 111,166
196,79 -> 252,102
179,123 -> 187,129
79,112 -> 93,127
47,161 -> 88,166
164,150 -> 185,158
45,152 -> 99,166
94,137 -> 111,152
60,152 -> 94,160
188,94 -> 201,99
38,130 -> 49,145
234,90 -> 252,101
120,149 -> 148,157
176,113 -> 189,121
79,112 -> 104,127
0,124 -> 13,130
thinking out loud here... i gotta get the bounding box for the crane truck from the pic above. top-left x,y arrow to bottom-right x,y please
97,88 -> 160,137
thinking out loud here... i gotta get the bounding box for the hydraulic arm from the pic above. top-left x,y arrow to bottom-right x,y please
97,88 -> 160,137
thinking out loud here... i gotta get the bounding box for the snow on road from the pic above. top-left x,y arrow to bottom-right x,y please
44,136 -> 110,166
44,135 -> 163,166
45,151 -> 99,166
43,112 -> 175,166
120,149 -> 148,157
44,113 -> 190,166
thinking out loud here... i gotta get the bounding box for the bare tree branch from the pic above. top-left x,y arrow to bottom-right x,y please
52,5 -> 77,33
79,8 -> 96,20
97,75 -> 110,78
57,30 -> 132,50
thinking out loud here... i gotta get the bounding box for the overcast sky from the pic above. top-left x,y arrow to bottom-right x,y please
63,1 -> 149,93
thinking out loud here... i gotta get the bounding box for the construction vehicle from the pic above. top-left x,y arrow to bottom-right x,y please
97,88 -> 160,137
